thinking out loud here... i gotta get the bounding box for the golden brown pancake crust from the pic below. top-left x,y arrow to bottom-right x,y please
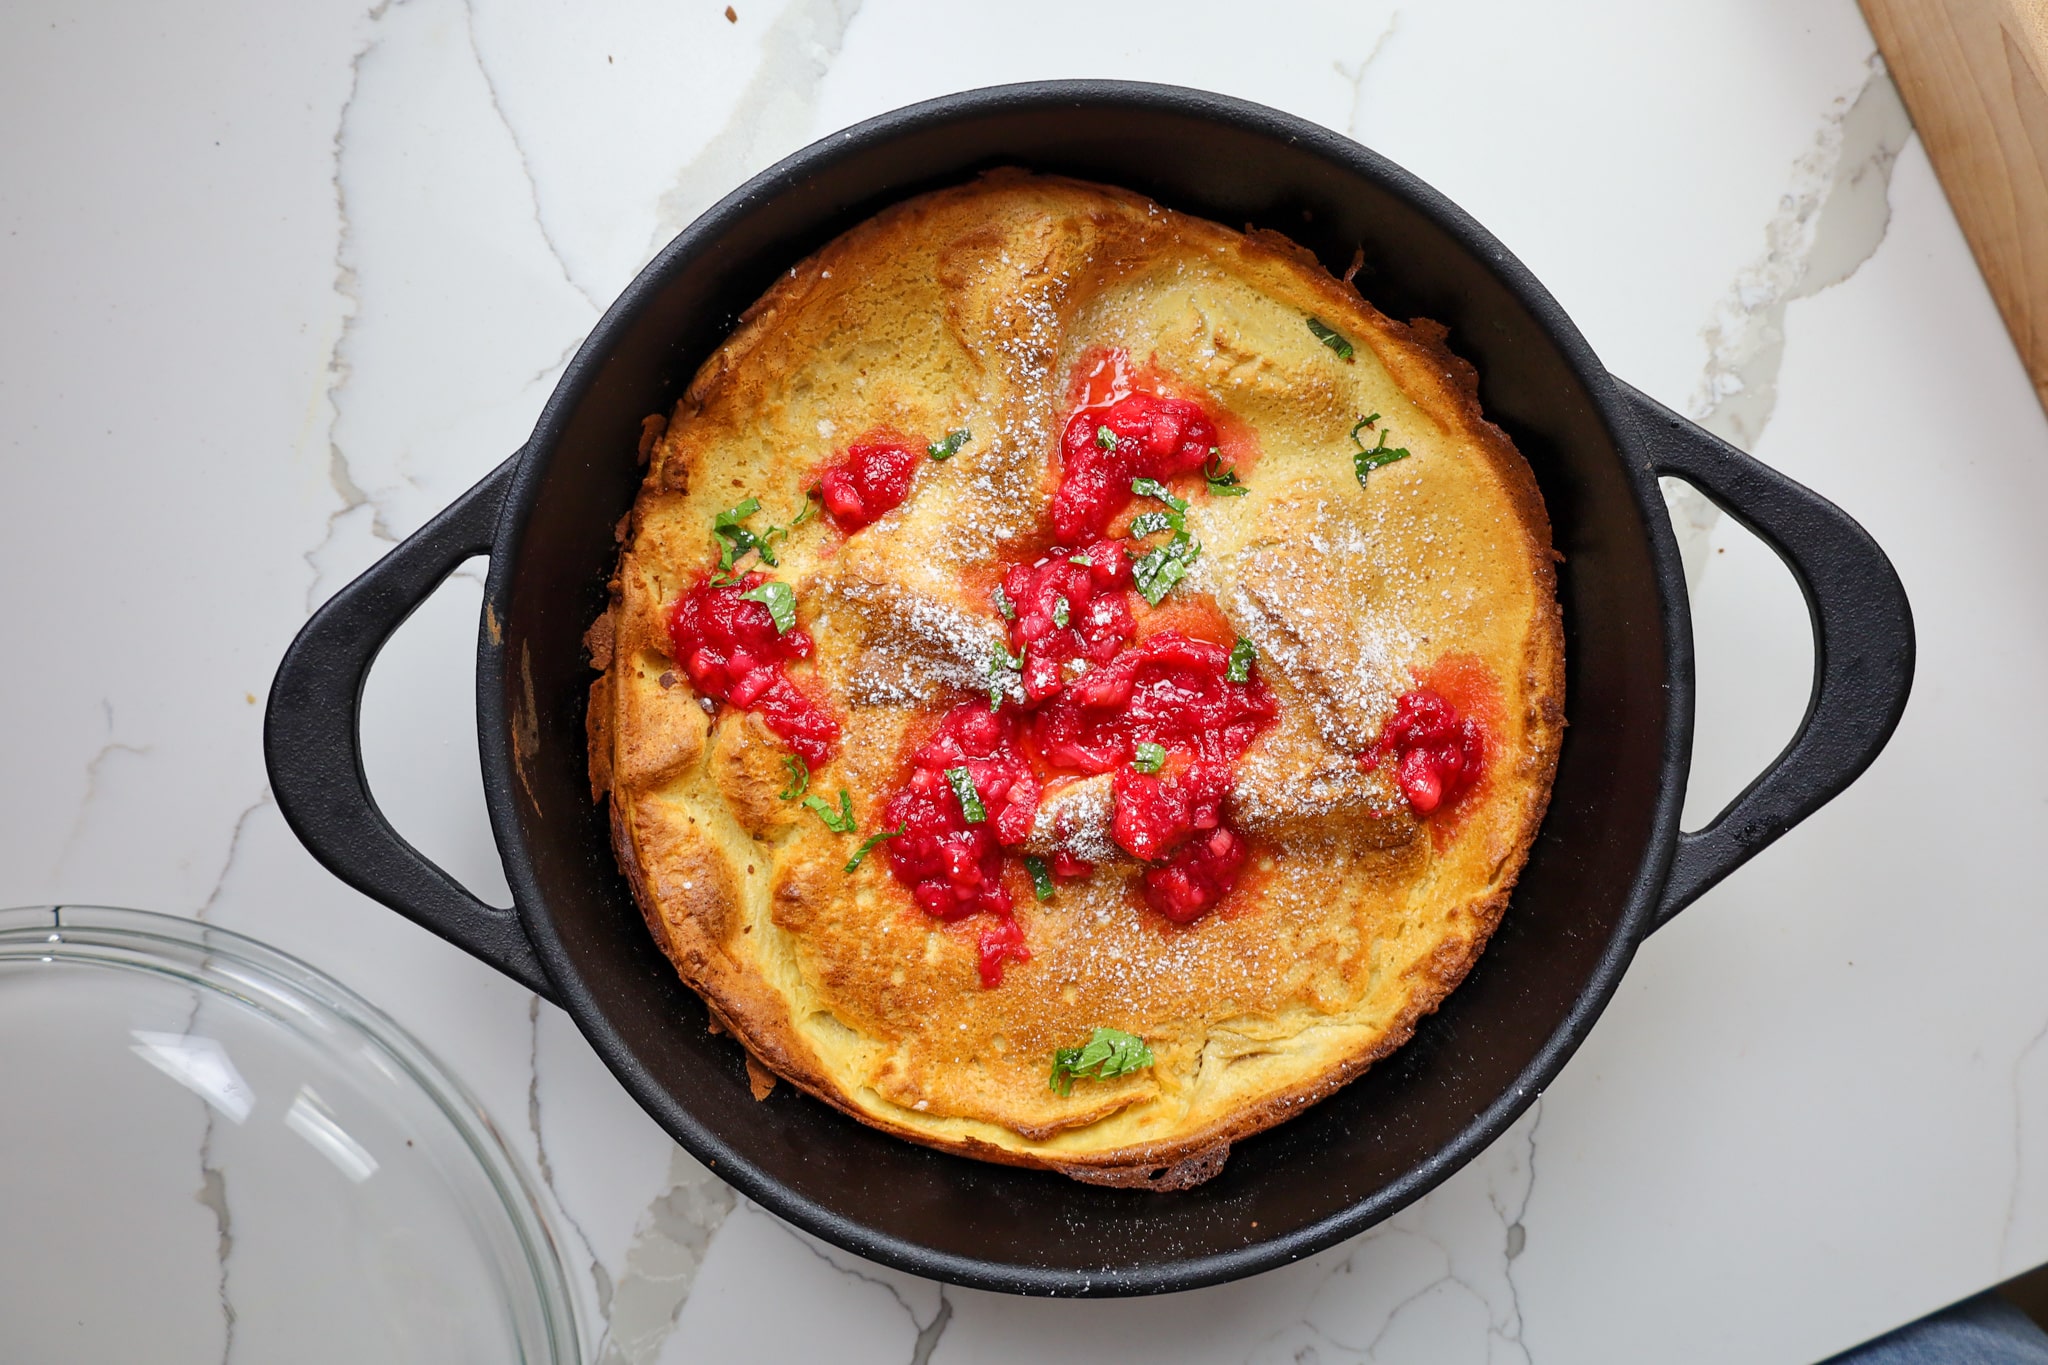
587,172 -> 1564,1187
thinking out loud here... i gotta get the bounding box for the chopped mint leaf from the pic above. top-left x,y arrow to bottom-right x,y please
1048,1027 -> 1155,1096
991,584 -> 1015,620
739,579 -> 797,634
844,823 -> 905,873
1349,414 -> 1411,487
1024,854 -> 1055,902
1051,595 -> 1070,628
945,767 -> 986,824
802,789 -> 856,834
1131,741 -> 1167,774
1227,637 -> 1257,683
762,492 -> 816,554
1130,477 -> 1189,514
1204,453 -> 1248,498
1306,316 -> 1355,361
1095,425 -> 1119,452
712,497 -> 776,569
778,754 -> 809,801
927,428 -> 971,461
1127,510 -> 1176,538
987,642 -> 1022,711
1132,532 -> 1202,606
1069,551 -> 1093,567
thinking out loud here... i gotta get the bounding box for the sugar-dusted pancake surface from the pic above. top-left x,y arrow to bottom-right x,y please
586,173 -> 1563,1186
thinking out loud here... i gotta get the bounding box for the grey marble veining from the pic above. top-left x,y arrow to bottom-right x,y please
1667,58 -> 1916,596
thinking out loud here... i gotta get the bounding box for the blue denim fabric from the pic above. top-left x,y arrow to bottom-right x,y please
1822,1293 -> 2048,1365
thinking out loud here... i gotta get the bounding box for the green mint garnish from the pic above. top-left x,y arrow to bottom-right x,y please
1131,741 -> 1167,774
927,428 -> 971,461
778,754 -> 809,801
1227,637 -> 1257,683
1204,453 -> 1248,498
762,494 -> 814,556
1069,552 -> 1094,567
1350,414 -> 1411,487
945,767 -> 987,824
1128,479 -> 1191,554
1127,511 -> 1176,538
1306,316 -> 1355,361
802,789 -> 856,834
992,584 -> 1015,620
1052,595 -> 1070,628
844,823 -> 906,873
739,579 -> 796,634
987,643 -> 1023,712
1095,425 -> 1119,452
712,497 -> 776,569
1132,532 -> 1202,606
1024,854 -> 1055,902
720,494 -> 816,568
1049,1027 -> 1155,1096
1130,477 -> 1189,514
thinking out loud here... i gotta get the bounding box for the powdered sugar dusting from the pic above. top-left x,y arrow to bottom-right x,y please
1227,505 -> 1419,756
1230,739 -> 1402,830
1026,774 -> 1120,865
927,284 -> 1069,565
823,573 -> 1017,708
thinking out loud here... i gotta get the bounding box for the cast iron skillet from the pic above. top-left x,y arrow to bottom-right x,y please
264,82 -> 1914,1296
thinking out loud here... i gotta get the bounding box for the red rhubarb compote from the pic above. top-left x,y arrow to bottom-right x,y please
1110,758 -> 1233,863
1113,760 -> 1251,922
1362,689 -> 1486,816
881,704 -> 1041,985
818,438 -> 919,532
1029,632 -> 1277,774
999,541 -> 1136,700
1141,825 -> 1251,924
1030,633 -> 1274,923
1052,391 -> 1218,541
667,572 -> 838,764
973,916 -> 1030,990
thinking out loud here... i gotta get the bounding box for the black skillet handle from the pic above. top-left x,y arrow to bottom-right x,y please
264,455 -> 556,1001
1617,382 -> 1915,930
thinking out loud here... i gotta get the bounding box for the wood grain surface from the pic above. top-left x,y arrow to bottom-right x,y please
1860,0 -> 2048,415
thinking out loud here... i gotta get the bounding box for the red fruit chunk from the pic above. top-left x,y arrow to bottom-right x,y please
976,916 -> 1030,988
1052,391 -> 1217,541
666,573 -> 837,764
1029,632 -> 1277,774
1110,760 -> 1234,863
818,439 -> 919,532
1362,688 -> 1486,816
999,541 -> 1135,701
882,704 -> 1042,924
1140,825 -> 1250,923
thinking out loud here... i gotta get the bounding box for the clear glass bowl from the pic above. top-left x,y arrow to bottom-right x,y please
0,906 -> 580,1363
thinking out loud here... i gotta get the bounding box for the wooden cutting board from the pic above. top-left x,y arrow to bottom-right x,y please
1859,0 -> 2048,416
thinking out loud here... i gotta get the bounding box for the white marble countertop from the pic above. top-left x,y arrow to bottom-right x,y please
6,0 -> 2048,1360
